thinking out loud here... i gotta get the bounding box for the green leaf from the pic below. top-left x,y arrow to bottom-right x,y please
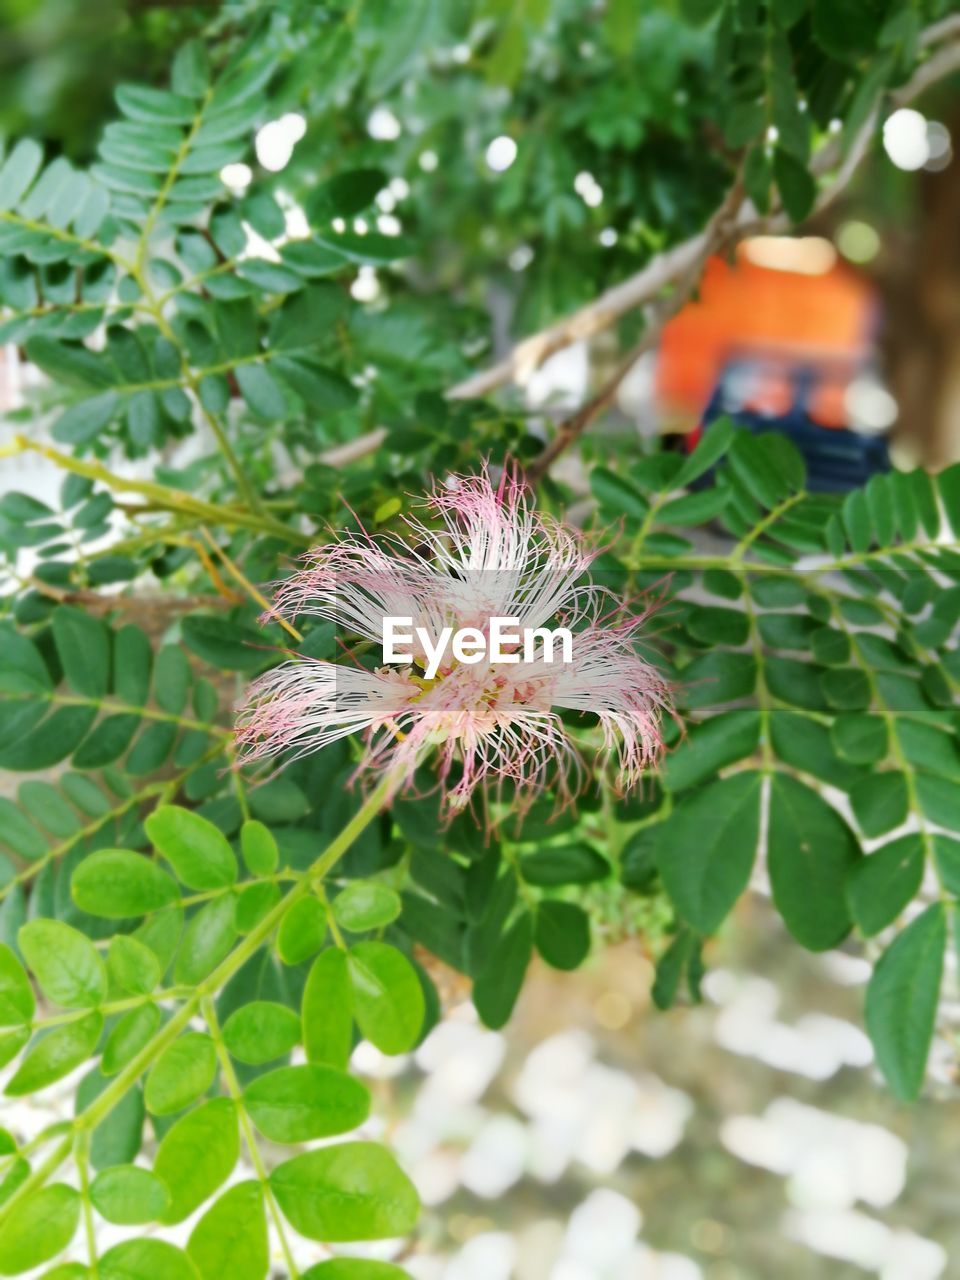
222,1001 -> 300,1065
672,418 -> 735,488
662,709 -> 760,792
171,39 -> 210,96
0,1027 -> 29,1070
0,944 -> 34,1027
0,1184 -> 79,1273
24,337 -> 113,389
52,605 -> 110,697
731,432 -> 804,506
686,605 -> 749,646
821,666 -> 871,710
0,140 -> 44,211
519,843 -> 609,886
102,1005 -> 161,1076
831,714 -> 887,764
181,616 -> 265,671
811,626 -> 850,666
116,84 -> 197,124
233,882 -> 280,933
235,363 -> 286,418
768,774 -> 860,950
19,919 -> 106,1008
865,903 -> 946,1101
78,1068 -> 145,1172
153,1097 -> 239,1224
348,942 -> 425,1054
135,904 -> 183,973
145,806 -> 238,890
244,1063 -> 370,1142
657,487 -> 729,525
620,827 -> 659,891
333,883 -> 402,932
114,623 -> 152,703
932,836 -> 960,895
769,710 -> 863,791
90,1165 -> 170,1225
188,1182 -> 268,1280
303,948 -> 353,1068
52,391 -> 121,445
0,799 -> 46,860
850,772 -> 909,837
897,719 -> 960,781
651,925 -> 703,1011
773,146 -> 816,221
916,775 -> 960,828
146,1032 -> 217,1116
589,468 -> 648,520
278,896 -> 328,965
535,901 -> 590,970
270,1143 -> 419,1242
100,1239 -> 199,1280
72,849 -> 180,918
174,896 -> 237,985
472,912 -> 533,1030
154,645 -> 190,715
307,168 -> 386,222
656,772 -> 762,935
6,1013 -> 102,1095
302,1263 -> 411,1280
847,835 -> 924,936
682,651 -> 756,708
108,935 -> 162,996
271,357 -> 358,410
240,820 -> 278,876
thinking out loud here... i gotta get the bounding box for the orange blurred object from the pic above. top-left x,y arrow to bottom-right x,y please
656,240 -> 877,431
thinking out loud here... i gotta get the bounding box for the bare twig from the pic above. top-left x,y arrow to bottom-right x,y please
891,37 -> 960,105
317,427 -> 388,467
26,577 -> 236,613
525,177 -> 747,482
920,13 -> 960,49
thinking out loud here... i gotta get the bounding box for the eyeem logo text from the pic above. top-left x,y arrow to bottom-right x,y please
383,616 -> 573,680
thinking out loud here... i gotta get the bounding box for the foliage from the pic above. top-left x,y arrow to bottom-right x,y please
0,2 -> 958,1276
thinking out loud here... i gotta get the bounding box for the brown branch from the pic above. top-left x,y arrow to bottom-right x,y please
27,577 -> 238,613
525,177 -> 747,483
892,37 -> 960,105
920,14 -> 960,49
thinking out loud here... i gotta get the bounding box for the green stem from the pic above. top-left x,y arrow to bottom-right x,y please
0,437 -> 300,544
202,997 -> 301,1278
32,985 -> 194,1031
75,1132 -> 98,1276
735,566 -> 775,772
3,689 -> 231,737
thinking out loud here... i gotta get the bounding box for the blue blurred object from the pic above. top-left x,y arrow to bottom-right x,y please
697,355 -> 892,493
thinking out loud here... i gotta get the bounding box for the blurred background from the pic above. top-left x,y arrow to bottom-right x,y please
3,0 -> 960,475
1,2 -> 959,1278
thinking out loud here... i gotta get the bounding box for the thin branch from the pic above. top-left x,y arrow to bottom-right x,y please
891,37 -> 960,105
920,13 -> 960,49
0,436 -> 302,543
526,177 -> 747,482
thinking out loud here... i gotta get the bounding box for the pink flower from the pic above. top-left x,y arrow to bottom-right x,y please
236,467 -> 669,817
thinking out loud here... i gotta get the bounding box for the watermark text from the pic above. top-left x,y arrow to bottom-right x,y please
383,616 -> 573,679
